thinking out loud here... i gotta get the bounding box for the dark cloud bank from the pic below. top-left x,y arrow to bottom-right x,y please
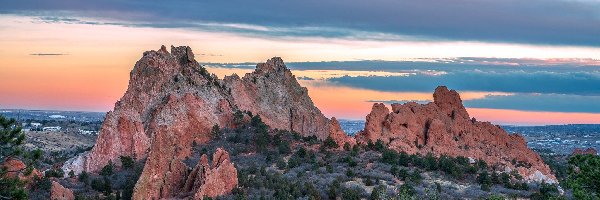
2,0 -> 600,46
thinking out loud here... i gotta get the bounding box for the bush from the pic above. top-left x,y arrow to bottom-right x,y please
211,124 -> 222,139
371,185 -> 386,200
343,142 -> 351,151
323,136 -> 339,149
364,176 -> 374,186
276,157 -> 287,170
120,156 -> 135,169
477,171 -> 492,191
409,170 -> 422,183
78,171 -> 89,186
45,168 -> 64,178
381,149 -> 398,164
374,139 -> 386,152
399,183 -> 416,197
341,187 -> 361,200
277,140 -> 291,155
100,160 -> 114,176
346,169 -> 355,178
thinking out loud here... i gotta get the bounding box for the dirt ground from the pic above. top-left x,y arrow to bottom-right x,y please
23,131 -> 97,153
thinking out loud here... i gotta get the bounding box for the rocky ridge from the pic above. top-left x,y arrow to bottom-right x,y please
63,45 -> 348,199
355,86 -> 556,183
64,45 -> 556,198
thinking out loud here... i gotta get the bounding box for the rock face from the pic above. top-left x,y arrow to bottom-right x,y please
51,181 -> 74,200
1,158 -> 42,186
355,86 -> 556,183
183,148 -> 238,199
572,147 -> 598,156
62,45 -> 351,199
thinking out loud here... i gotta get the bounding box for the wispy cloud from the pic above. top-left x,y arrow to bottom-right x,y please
29,53 -> 68,56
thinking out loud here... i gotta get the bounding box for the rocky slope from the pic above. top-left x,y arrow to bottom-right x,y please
63,45 -> 348,199
355,86 -> 556,183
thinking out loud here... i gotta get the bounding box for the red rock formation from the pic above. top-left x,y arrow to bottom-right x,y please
355,86 -> 556,183
572,147 -> 598,156
1,158 -> 42,186
184,148 -> 238,199
60,45 -> 351,199
223,57 -> 332,139
50,181 -> 74,200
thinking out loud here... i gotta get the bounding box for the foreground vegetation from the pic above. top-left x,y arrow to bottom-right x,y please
2,113 -> 600,199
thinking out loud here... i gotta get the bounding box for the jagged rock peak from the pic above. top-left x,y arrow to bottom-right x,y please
256,57 -> 288,74
433,86 -> 469,119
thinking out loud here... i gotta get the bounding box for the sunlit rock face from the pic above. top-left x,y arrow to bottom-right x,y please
51,181 -> 74,200
63,45 -> 352,199
355,86 -> 557,183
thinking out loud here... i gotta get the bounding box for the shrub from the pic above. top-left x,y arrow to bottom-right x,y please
277,140 -> 291,155
341,187 -> 361,200
343,142 -> 351,151
409,170 -> 422,183
477,171 -> 492,191
100,160 -> 114,176
323,136 -> 339,149
45,168 -> 64,178
211,124 -> 222,139
374,139 -> 386,152
381,149 -> 398,164
364,176 -> 374,186
78,171 -> 89,186
346,169 -> 355,178
276,157 -> 287,170
351,144 -> 360,156
371,185 -> 386,200
120,156 -> 135,169
399,183 -> 416,197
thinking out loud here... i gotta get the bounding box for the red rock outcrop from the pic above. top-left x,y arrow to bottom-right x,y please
50,181 -> 74,200
355,86 -> 556,183
571,147 -> 598,156
61,45 -> 351,199
1,158 -> 42,186
181,148 -> 238,199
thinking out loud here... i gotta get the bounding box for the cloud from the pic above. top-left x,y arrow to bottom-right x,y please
2,0 -> 600,46
29,53 -> 68,56
463,93 -> 600,113
327,70 -> 600,95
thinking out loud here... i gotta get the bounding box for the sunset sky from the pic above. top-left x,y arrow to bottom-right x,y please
1,0 -> 600,125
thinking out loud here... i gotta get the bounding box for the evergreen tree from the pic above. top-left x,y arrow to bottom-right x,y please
0,115 -> 28,200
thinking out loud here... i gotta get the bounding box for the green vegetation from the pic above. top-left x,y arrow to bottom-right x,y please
0,115 -> 40,200
565,154 -> 600,199
100,160 -> 114,176
211,124 -> 222,139
323,136 -> 339,149
120,156 -> 135,169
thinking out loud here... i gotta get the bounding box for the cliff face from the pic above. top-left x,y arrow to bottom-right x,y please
63,46 -> 348,199
355,86 -> 556,183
